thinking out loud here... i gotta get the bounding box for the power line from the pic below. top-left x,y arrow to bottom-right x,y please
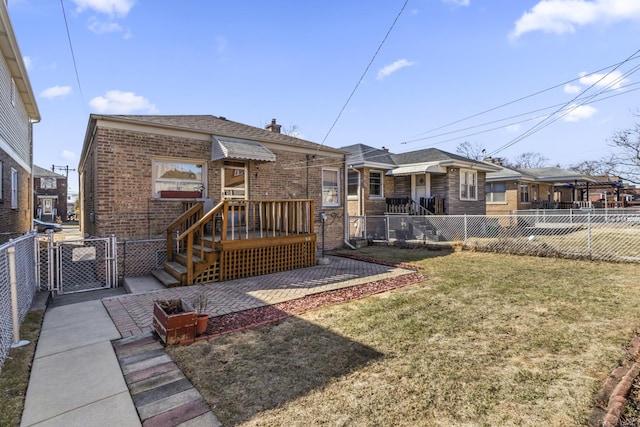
488,47 -> 640,157
317,0 -> 409,149
60,0 -> 85,108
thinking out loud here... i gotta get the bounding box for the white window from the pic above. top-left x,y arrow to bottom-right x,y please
153,160 -> 204,198
322,168 -> 340,207
40,177 -> 57,189
486,182 -> 506,203
222,161 -> 246,200
11,168 -> 18,209
347,171 -> 359,199
460,169 -> 477,200
520,184 -> 530,203
369,170 -> 383,198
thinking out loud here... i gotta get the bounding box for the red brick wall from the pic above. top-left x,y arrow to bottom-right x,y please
0,152 -> 31,233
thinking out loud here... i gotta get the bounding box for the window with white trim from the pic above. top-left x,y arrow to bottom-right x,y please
153,160 -> 204,198
520,183 -> 530,203
322,168 -> 340,207
460,169 -> 477,200
369,170 -> 383,198
11,168 -> 18,209
486,182 -> 506,203
347,171 -> 358,199
40,177 -> 57,189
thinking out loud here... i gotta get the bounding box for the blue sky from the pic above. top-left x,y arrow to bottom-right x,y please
8,0 -> 640,192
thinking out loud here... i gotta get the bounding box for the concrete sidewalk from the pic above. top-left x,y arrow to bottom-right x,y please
21,293 -> 141,427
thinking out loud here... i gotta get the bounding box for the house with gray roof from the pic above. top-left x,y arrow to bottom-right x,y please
484,161 -> 596,214
342,144 -> 500,218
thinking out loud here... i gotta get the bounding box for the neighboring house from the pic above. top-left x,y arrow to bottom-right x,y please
342,144 -> 501,217
78,114 -> 347,262
33,165 -> 67,222
0,2 -> 40,233
484,159 -> 596,215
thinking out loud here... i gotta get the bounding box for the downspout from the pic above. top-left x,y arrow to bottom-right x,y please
344,156 -> 356,249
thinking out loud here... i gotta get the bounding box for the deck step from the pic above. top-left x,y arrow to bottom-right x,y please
151,269 -> 180,287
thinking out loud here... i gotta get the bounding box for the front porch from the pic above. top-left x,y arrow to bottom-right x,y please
385,197 -> 446,215
157,199 -> 317,286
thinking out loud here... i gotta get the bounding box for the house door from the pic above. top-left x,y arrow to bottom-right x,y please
412,174 -> 431,204
222,161 -> 247,200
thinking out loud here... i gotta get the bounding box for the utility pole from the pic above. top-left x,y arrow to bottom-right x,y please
52,164 -> 76,180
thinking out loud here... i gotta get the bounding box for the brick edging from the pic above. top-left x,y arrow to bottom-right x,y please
593,334 -> 640,426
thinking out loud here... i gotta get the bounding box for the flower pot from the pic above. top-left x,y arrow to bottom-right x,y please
153,299 -> 197,345
196,314 -> 209,335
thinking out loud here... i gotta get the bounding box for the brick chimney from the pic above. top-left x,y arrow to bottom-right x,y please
265,118 -> 281,134
484,156 -> 503,166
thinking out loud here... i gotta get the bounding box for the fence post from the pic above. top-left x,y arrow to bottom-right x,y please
587,212 -> 592,258
464,214 -> 468,242
8,246 -> 30,348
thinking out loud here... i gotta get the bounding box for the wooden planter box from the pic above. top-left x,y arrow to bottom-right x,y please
160,191 -> 201,199
153,299 -> 197,345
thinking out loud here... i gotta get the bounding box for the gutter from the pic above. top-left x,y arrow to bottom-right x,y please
344,156 -> 356,250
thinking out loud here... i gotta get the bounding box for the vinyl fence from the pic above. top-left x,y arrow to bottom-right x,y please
349,212 -> 640,263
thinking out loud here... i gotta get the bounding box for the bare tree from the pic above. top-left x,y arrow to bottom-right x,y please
608,121 -> 640,184
569,158 -> 616,176
503,152 -> 549,169
455,141 -> 486,160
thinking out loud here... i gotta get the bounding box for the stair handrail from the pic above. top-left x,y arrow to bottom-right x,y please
166,202 -> 204,262
177,200 -> 225,284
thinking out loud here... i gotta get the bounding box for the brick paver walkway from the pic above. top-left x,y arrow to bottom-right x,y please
103,255 -> 416,337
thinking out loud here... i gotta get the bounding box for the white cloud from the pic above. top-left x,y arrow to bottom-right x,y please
563,103 -> 597,122
40,86 -> 72,99
376,59 -> 416,80
564,83 -> 581,94
510,0 -> 640,39
88,17 -> 123,34
579,70 -> 627,90
506,124 -> 521,132
71,0 -> 134,17
62,150 -> 77,161
89,90 -> 158,114
443,0 -> 470,6
23,56 -> 32,70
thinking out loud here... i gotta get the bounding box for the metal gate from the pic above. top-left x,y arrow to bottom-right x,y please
47,234 -> 118,294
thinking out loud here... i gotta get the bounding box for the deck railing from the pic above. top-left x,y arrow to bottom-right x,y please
166,199 -> 315,284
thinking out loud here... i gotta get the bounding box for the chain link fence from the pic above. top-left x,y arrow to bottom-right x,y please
116,238 -> 166,284
0,232 -> 39,373
349,212 -> 640,263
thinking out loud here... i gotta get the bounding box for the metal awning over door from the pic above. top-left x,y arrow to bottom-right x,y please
212,136 -> 276,162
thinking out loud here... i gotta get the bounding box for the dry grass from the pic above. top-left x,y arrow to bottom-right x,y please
0,310 -> 45,427
168,248 -> 640,426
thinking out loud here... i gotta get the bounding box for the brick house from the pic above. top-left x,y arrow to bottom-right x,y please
342,144 -> 500,217
0,2 -> 40,234
484,160 -> 596,215
33,165 -> 67,222
78,115 -> 348,251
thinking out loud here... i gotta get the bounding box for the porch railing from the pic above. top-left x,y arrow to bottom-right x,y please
166,199 -> 315,284
386,197 -> 444,215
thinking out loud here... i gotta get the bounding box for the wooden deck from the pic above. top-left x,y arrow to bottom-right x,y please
159,200 -> 316,286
